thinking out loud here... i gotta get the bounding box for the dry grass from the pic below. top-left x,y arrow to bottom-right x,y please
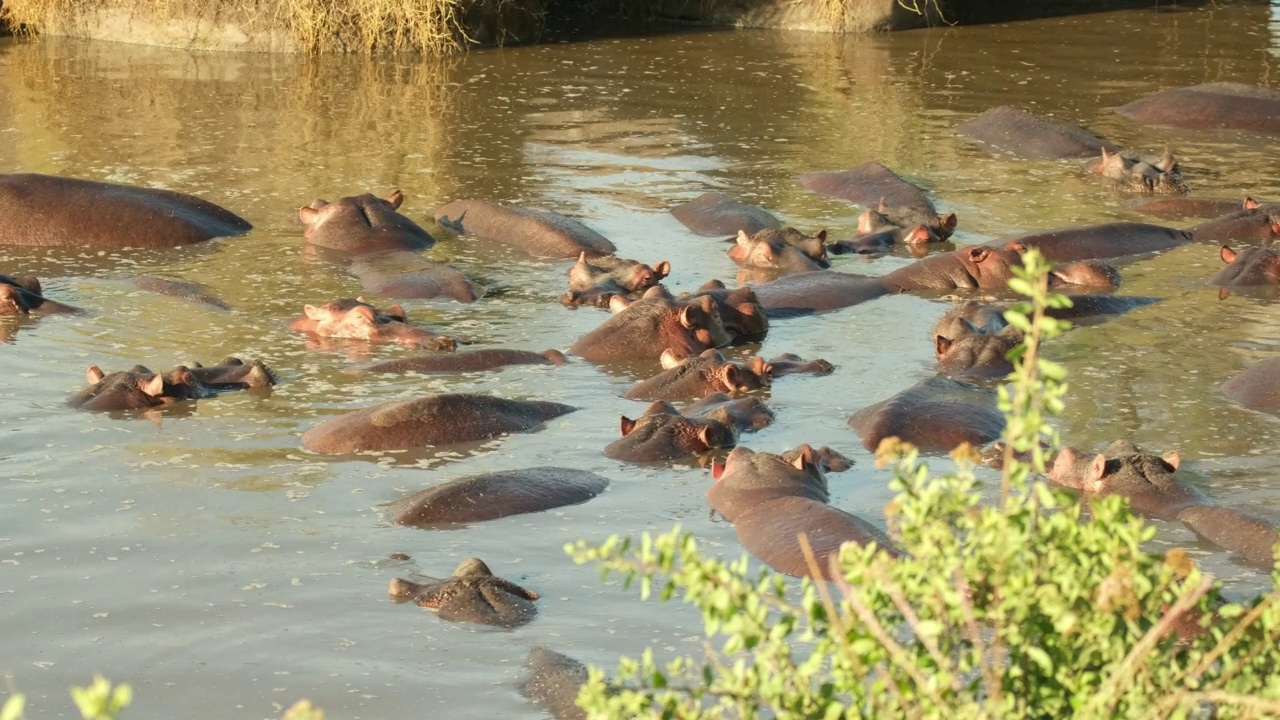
0,0 -> 546,53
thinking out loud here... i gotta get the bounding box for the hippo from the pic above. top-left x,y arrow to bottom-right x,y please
826,200 -> 951,256
752,270 -> 888,317
568,294 -> 729,363
385,468 -> 609,528
1189,203 -> 1280,244
982,223 -> 1191,263
766,353 -> 835,377
298,191 -> 435,254
1221,358 -> 1280,414
1049,441 -> 1280,568
954,105 -> 1114,160
562,253 -> 671,308
186,356 -> 277,390
781,444 -> 852,472
520,647 -> 589,720
798,162 -> 956,242
0,173 -> 251,248
728,227 -> 829,277
435,199 -> 616,259
1136,196 -> 1270,220
133,275 -> 230,311
1086,148 -> 1186,195
300,393 -> 576,454
932,295 -> 1159,340
848,376 -> 1005,453
355,349 -> 567,375
935,325 -> 1021,381
624,349 -> 770,402
676,281 -> 769,344
289,298 -> 459,351
684,392 -> 775,432
708,445 -> 895,580
347,251 -> 481,304
880,244 -> 1120,294
388,558 -> 538,628
603,401 -> 737,464
68,364 -> 209,413
0,274 -> 79,315
1211,245 -> 1280,286
1115,83 -> 1280,136
932,299 -> 1009,340
668,192 -> 783,237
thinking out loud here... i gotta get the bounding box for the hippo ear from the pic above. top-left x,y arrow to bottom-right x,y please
653,261 -> 671,279
1161,451 -> 1181,471
877,197 -> 888,212
940,213 -> 958,234
967,247 -> 991,263
721,364 -> 743,392
619,416 -> 636,437
791,444 -> 816,471
659,349 -> 683,370
298,206 -> 319,225
1243,196 -> 1260,211
735,230 -> 752,247
1220,246 -> 1238,264
385,304 -> 407,320
857,210 -> 875,235
1218,287 -> 1231,301
935,335 -> 953,357
1084,453 -> 1108,493
140,373 -> 165,398
737,302 -> 757,317
905,225 -> 932,245
86,366 -> 105,384
1005,241 -> 1027,254
696,425 -> 715,450
387,190 -> 404,209
678,305 -> 698,330
303,304 -> 325,320
816,229 -> 828,242
1160,148 -> 1176,171
609,296 -> 631,314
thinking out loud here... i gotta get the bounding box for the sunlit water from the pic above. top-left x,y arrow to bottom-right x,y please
2,4 -> 1280,717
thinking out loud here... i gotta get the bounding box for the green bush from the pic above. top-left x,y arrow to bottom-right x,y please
568,249 -> 1280,719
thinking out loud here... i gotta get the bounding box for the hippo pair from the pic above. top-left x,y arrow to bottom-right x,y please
289,298 -> 460,351
68,357 -> 277,413
561,253 -> 671,308
800,162 -> 958,252
708,445 -> 895,579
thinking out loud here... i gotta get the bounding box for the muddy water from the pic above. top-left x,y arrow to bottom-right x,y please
2,4 -> 1280,717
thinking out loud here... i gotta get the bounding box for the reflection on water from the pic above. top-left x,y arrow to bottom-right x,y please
1,5 -> 1280,717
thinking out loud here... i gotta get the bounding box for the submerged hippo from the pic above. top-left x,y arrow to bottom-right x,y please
0,173 -> 251,248
386,468 -> 609,528
1087,148 -> 1186,195
848,376 -> 1005,453
187,356 -> 278,390
356,349 -> 567,375
389,558 -> 538,628
1136,196 -> 1269,220
766,353 -> 835,377
624,349 -> 770,402
669,192 -> 783,237
68,364 -> 209,413
298,191 -> 435,254
347,251 -> 481,304
709,445 -> 896,579
954,105 -> 1114,160
1190,202 -> 1280,244
984,223 -> 1191,263
935,325 -> 1022,381
676,281 -> 769,344
1049,441 -> 1280,568
827,199 -> 953,255
1211,245 -> 1280,286
1115,82 -> 1280,136
520,647 -> 590,720
1221,358 -> 1280,414
289,298 -> 459,351
603,400 -> 737,464
728,227 -> 829,278
568,294 -> 729,363
562,253 -> 671,308
0,274 -> 79,315
686,392 -> 775,432
752,270 -> 888,316
799,162 -> 956,243
301,393 -> 576,454
435,199 -> 616,259
133,275 -> 230,311
881,244 -> 1120,294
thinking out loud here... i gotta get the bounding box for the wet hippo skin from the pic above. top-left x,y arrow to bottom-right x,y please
435,199 -> 616,259
603,400 -> 738,464
1221,358 -> 1280,414
186,356 -> 277,390
298,191 -> 436,254
669,192 -> 783,237
568,294 -> 731,363
385,468 -> 609,528
1049,441 -> 1280,568
955,105 -> 1115,160
301,394 -> 577,453
68,364 -> 209,412
355,349 -> 567,375
624,349 -> 770,402
798,162 -> 956,242
728,227 -> 829,277
848,376 -> 1005,453
1115,82 -> 1280,136
347,251 -> 481,304
520,647 -> 589,720
1211,245 -> 1280,286
289,298 -> 460,351
1086,148 -> 1186,195
0,173 -> 251,248
388,558 -> 538,628
983,223 -> 1192,262
562,253 -> 670,308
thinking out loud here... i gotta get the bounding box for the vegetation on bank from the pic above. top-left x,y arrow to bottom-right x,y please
569,250 -> 1280,719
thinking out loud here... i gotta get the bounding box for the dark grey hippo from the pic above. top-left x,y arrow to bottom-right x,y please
388,558 -> 538,628
1115,83 -> 1280,136
384,468 -> 609,528
669,192 -> 783,237
954,105 -> 1114,160
983,223 -> 1191,263
1188,201 -> 1280,243
300,394 -> 576,454
568,293 -> 730,363
624,349 -> 770,402
298,191 -> 436,254
1049,441 -> 1280,569
798,162 -> 956,243
435,199 -> 616,259
355,349 -> 567,375
603,401 -> 737,465
1221,358 -> 1280,415
1135,196 -> 1269,220
848,376 -> 1005,453
133,275 -> 230,311
1211,245 -> 1280,286
347,251 -> 481,304
0,173 -> 251,248
68,364 -> 210,413
685,392 -> 776,432
707,445 -> 831,522
520,647 -> 589,720
187,356 -> 277,390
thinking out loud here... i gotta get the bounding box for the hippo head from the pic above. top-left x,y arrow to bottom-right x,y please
658,349 -> 772,395
1095,148 -> 1186,195
988,243 -> 1120,291
292,298 -> 457,351
935,325 -> 1021,380
731,228 -> 830,270
298,191 -> 404,236
932,300 -> 1010,341
1047,440 -> 1204,520
604,401 -> 737,464
0,275 -> 43,315
1212,245 -> 1280,286
676,295 -> 732,353
624,260 -> 671,293
73,364 -> 210,412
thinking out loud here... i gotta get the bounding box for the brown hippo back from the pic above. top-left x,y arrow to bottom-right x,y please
1115,82 -> 1280,135
435,199 -> 616,259
1221,358 -> 1280,414
0,173 -> 251,248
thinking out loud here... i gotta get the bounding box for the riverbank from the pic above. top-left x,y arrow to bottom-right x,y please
0,0 -> 1185,53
